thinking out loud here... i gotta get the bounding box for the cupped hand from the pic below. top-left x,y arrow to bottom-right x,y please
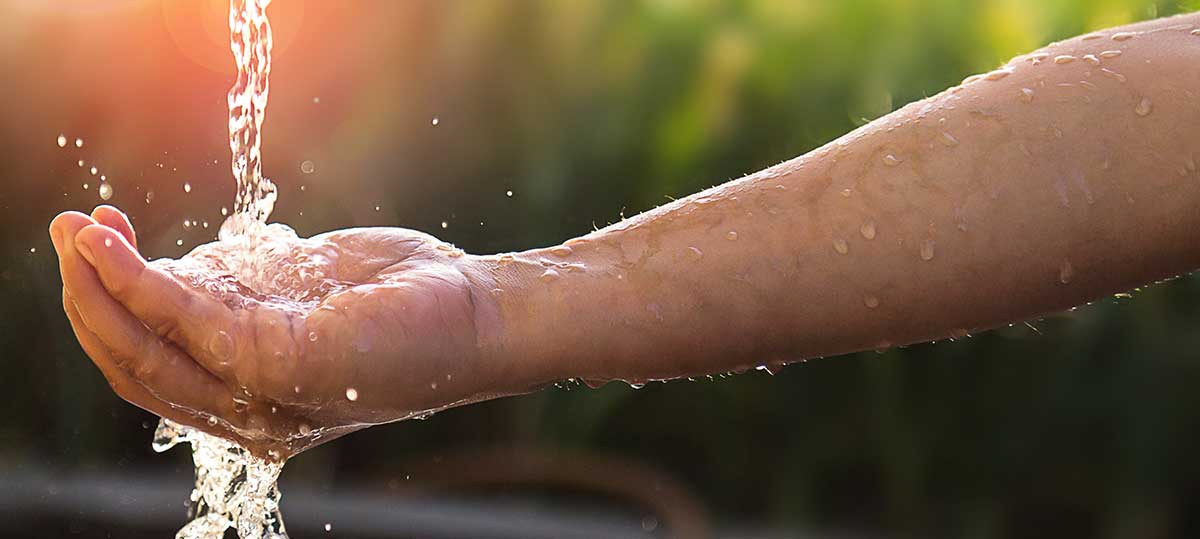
51,206 -> 512,459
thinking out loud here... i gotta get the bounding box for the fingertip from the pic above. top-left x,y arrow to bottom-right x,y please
90,205 -> 137,247
75,224 -> 145,281
49,211 -> 97,257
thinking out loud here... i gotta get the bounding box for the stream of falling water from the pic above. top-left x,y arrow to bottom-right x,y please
153,1 -> 287,538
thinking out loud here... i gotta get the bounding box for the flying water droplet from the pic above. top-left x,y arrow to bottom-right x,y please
440,221 -> 448,229
184,182 -> 192,193
98,182 -> 113,200
57,134 -> 67,148
77,160 -> 84,167
506,190 -> 513,197
344,388 -> 358,401
90,166 -> 98,176
75,138 -> 83,148
176,239 -> 184,246
300,160 -> 314,174
431,117 -> 439,126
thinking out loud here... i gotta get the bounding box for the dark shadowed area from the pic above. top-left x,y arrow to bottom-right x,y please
3,0 -> 1200,537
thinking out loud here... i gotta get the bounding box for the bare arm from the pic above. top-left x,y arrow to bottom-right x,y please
485,13 -> 1200,386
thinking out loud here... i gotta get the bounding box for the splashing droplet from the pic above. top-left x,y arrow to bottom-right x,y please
919,239 -> 936,261
833,239 -> 849,255
103,237 -> 113,248
344,388 -> 358,401
98,182 -> 113,201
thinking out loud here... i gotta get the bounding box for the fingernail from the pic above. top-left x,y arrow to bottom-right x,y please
49,226 -> 63,256
77,239 -> 96,266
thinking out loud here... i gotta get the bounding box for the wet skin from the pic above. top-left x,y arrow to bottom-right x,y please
52,13 -> 1200,458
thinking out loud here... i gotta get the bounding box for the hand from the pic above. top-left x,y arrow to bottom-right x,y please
51,206 -> 517,459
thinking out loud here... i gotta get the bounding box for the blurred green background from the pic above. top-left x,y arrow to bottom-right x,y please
2,0 -> 1200,537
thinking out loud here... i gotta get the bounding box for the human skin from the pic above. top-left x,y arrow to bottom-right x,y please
52,13 -> 1200,459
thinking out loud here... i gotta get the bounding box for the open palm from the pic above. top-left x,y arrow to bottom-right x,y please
52,207 -> 502,459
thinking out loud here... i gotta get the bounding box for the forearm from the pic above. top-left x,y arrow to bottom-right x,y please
487,14 -> 1200,385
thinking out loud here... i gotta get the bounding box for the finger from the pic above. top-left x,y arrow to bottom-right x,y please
73,223 -> 276,385
56,222 -> 239,424
90,205 -> 137,250
63,289 -> 236,433
50,211 -> 95,260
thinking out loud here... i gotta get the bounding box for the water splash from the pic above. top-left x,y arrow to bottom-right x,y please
154,1 -> 289,537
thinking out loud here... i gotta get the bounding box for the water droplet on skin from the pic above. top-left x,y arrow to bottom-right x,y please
833,239 -> 849,255
1027,52 -> 1050,64
1111,32 -> 1135,41
300,160 -> 315,174
57,134 -> 67,147
939,132 -> 959,147
1053,55 -> 1076,64
687,246 -> 704,260
540,268 -> 561,282
984,68 -> 1013,81
103,238 -> 113,248
882,154 -> 901,167
1082,54 -> 1101,66
344,388 -> 358,401
1192,29 -> 1200,36
551,246 -> 572,257
1059,261 -> 1075,284
1099,50 -> 1123,59
840,188 -> 853,197
207,416 -> 218,426
920,239 -> 936,261
1019,88 -> 1035,103
308,331 -> 318,342
1134,96 -> 1152,117
864,295 -> 880,309
726,231 -> 738,241
90,166 -> 98,176
1079,80 -> 1098,91
430,382 -> 438,390
497,254 -> 515,265
860,220 -> 877,240
98,183 -> 113,200
1100,68 -> 1126,82
75,138 -> 83,148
